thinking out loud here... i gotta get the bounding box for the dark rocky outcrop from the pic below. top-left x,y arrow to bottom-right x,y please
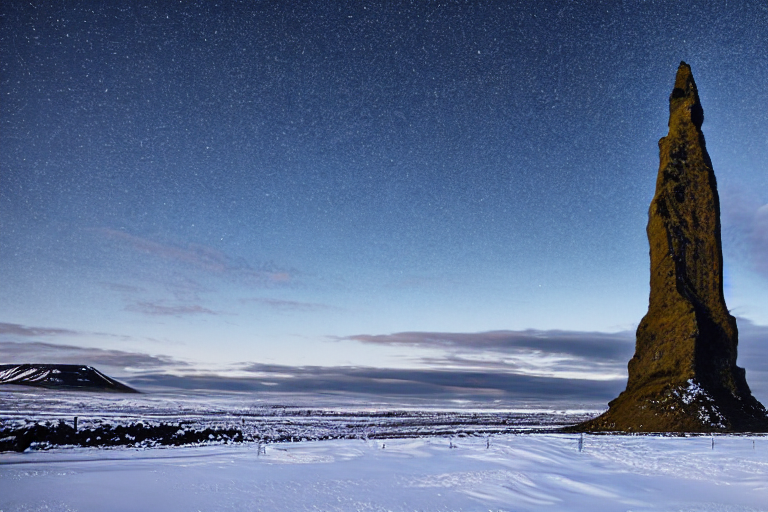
575,62 -> 768,432
0,421 -> 243,452
0,364 -> 138,393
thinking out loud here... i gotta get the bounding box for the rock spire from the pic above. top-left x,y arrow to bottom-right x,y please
577,62 -> 768,432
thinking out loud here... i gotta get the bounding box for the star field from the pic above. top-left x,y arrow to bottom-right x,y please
1,1 -> 766,378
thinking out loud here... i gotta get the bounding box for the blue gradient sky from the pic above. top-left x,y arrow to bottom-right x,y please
1,1 -> 766,392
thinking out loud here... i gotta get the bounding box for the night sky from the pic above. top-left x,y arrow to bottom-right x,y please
1,2 -> 767,400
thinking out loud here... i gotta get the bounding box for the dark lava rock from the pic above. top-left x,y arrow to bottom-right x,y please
0,364 -> 138,393
0,421 -> 244,452
575,62 -> 768,433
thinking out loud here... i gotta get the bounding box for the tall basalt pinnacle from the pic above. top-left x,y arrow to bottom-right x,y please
574,62 -> 768,432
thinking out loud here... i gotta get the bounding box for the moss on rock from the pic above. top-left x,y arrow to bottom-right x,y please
574,62 -> 768,433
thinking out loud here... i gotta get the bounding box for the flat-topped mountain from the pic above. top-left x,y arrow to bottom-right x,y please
575,62 -> 768,432
0,364 -> 138,393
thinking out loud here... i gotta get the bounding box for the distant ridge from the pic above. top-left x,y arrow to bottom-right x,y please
0,364 -> 139,393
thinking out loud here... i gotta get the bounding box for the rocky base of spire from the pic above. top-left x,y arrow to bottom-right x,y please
571,379 -> 768,433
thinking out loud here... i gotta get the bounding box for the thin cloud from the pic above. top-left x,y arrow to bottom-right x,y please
0,322 -> 136,342
162,275 -> 210,302
721,190 -> 768,280
415,353 -> 628,381
125,301 -> 220,317
753,204 -> 768,278
100,282 -> 146,294
91,227 -> 294,286
240,297 -> 335,312
0,341 -> 179,368
0,322 -> 82,338
341,329 -> 636,362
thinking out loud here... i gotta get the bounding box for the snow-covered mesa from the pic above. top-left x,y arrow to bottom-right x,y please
1,433 -> 767,511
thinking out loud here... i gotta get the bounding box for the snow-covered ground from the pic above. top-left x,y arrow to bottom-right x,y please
2,433 -> 767,511
2,388 -> 767,510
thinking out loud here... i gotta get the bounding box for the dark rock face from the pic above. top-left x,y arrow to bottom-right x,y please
577,62 -> 768,432
0,364 -> 138,393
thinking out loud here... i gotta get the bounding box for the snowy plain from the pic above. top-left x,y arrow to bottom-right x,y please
2,433 -> 768,511
1,389 -> 767,511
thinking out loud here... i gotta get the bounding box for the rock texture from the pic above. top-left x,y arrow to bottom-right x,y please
576,62 -> 768,432
0,364 -> 138,393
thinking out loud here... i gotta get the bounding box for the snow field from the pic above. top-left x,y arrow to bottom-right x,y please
1,434 -> 767,511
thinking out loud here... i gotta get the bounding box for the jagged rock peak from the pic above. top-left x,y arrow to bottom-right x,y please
669,61 -> 704,129
572,62 -> 768,433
